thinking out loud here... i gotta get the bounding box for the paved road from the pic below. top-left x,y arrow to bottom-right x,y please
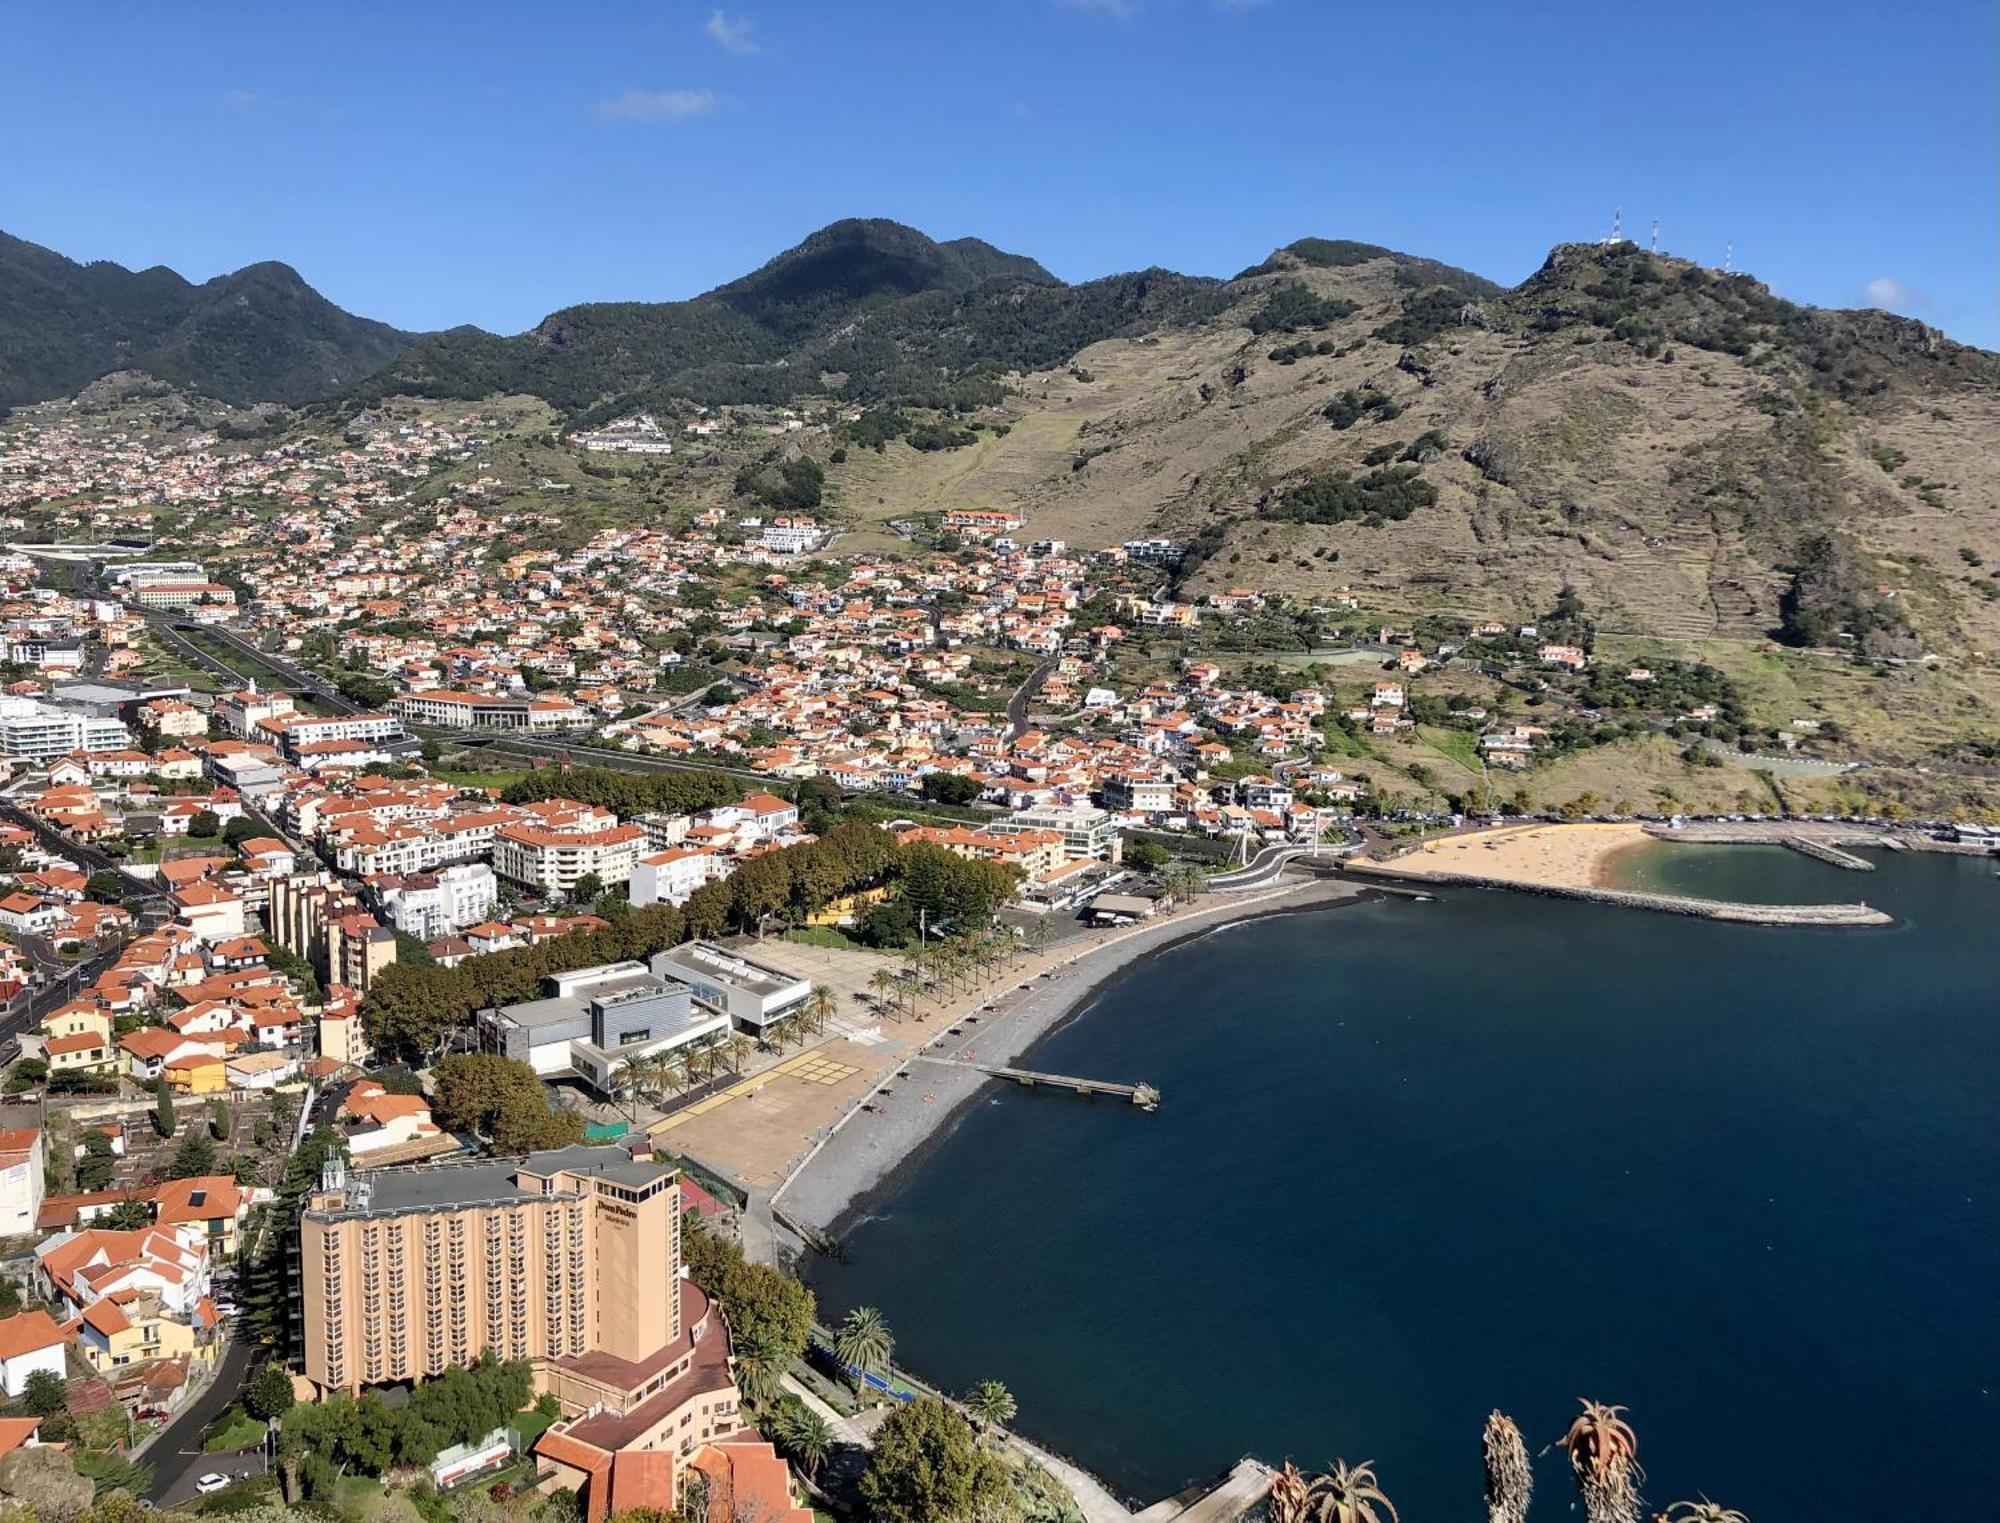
1205,843 -> 1306,891
143,1336 -> 260,1505
0,801 -> 170,905
1006,659 -> 1056,740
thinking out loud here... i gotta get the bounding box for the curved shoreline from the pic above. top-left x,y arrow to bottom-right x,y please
770,876 -> 1374,1238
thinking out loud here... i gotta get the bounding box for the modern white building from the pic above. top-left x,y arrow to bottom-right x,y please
480,962 -> 731,1095
1001,802 -> 1123,863
389,690 -> 589,730
0,696 -> 131,759
374,863 -> 500,939
650,942 -> 812,1038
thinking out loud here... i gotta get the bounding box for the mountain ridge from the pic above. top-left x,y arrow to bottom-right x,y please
0,231 -> 418,409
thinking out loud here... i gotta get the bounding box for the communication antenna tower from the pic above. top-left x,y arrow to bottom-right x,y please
1611,206 -> 1622,242
1650,218 -> 1660,253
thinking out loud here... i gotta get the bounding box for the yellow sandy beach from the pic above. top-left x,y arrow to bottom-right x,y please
1368,821 -> 1653,888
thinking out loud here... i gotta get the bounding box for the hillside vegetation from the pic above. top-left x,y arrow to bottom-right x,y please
0,232 -> 417,408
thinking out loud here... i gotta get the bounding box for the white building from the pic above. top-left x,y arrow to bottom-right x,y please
0,1309 -> 68,1398
389,690 -> 589,730
492,821 -> 648,896
0,696 -> 130,759
375,863 -> 499,939
650,942 -> 812,1038
1002,802 -> 1123,863
630,847 -> 724,908
0,1127 -> 45,1239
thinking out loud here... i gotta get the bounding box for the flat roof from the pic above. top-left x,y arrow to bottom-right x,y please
309,1145 -> 672,1219
655,941 -> 805,1000
500,969 -> 666,1031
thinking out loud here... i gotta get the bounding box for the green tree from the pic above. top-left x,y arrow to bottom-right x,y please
860,1397 -> 1012,1523
833,1305 -> 894,1391
169,1128 -> 217,1179
570,871 -> 604,905
1124,840 -> 1168,873
84,871 -> 127,904
153,1079 -> 176,1138
188,809 -> 222,839
246,1362 -> 296,1423
919,773 -> 983,806
432,1054 -> 585,1153
23,1368 -> 67,1417
77,1131 -> 116,1191
964,1379 -> 1017,1437
210,1098 -> 232,1141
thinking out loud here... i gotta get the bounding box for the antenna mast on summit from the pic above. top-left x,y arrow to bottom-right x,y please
1650,218 -> 1659,253
1611,206 -> 1622,243
1723,241 -> 1734,273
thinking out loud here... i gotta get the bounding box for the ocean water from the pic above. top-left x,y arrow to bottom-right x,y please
805,848 -> 2000,1522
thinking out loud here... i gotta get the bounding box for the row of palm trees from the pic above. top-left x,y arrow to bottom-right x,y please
1266,1404 -> 1750,1523
613,980 -> 844,1112
865,928 -> 1043,1021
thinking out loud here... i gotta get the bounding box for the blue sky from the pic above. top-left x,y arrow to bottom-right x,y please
6,0 -> 1995,345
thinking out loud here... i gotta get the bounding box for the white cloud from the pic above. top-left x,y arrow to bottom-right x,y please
705,9 -> 759,54
1864,276 -> 1931,313
592,88 -> 718,124
1055,0 -> 1142,17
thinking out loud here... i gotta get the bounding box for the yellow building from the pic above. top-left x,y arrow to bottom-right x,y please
77,1294 -> 205,1373
162,1051 -> 227,1095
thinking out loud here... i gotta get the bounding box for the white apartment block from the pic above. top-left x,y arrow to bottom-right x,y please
492,821 -> 647,896
629,847 -> 723,908
375,862 -> 500,939
0,696 -> 131,759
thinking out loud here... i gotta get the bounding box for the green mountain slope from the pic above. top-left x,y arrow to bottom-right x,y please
0,231 -> 417,408
359,218 -> 1223,420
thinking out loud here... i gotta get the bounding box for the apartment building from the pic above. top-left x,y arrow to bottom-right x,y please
0,696 -> 131,759
373,863 -> 498,939
301,1146 -> 742,1516
267,873 -> 398,992
493,821 -> 647,896
268,712 -> 409,765
1002,802 -> 1124,863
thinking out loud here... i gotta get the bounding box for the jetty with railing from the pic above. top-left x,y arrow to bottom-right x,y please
912,1053 -> 1160,1109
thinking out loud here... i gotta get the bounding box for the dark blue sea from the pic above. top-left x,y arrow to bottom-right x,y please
805,847 -> 2000,1522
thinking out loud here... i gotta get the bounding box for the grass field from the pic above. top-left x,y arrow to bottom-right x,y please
428,766 -> 531,793
202,1406 -> 266,1452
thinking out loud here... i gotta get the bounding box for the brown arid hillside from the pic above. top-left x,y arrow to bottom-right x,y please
838,241 -> 1999,653
812,238 -> 2000,811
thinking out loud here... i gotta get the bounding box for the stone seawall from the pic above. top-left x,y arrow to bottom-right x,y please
1342,865 -> 1894,927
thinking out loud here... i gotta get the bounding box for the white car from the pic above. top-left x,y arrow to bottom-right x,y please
195,1475 -> 232,1495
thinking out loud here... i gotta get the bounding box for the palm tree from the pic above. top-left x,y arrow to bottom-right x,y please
1267,1463 -> 1310,1523
777,1404 -> 834,1480
868,967 -> 897,1016
1304,1460 -> 1397,1523
964,1379 -> 1016,1438
1029,916 -> 1052,957
724,1034 -> 754,1075
833,1306 -> 894,1393
1483,1412 -> 1533,1523
1663,1502 -> 1749,1523
809,982 -> 835,1035
1554,1400 -> 1643,1523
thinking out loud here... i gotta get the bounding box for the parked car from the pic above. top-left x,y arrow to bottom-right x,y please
196,1475 -> 232,1495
